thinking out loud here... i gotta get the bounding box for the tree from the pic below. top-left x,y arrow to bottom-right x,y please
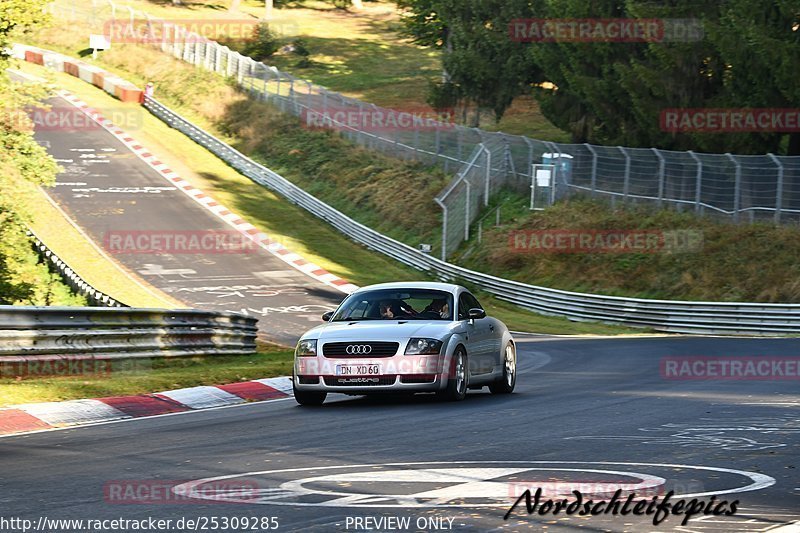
398,0 -> 541,125
0,0 -> 83,305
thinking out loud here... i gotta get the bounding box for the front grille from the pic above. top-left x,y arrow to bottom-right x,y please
297,376 -> 319,385
322,342 -> 399,358
323,376 -> 397,387
400,374 -> 437,384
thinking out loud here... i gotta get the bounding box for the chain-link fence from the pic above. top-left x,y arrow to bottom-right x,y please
47,0 -> 800,259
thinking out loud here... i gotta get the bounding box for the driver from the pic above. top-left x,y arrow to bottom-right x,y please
423,298 -> 450,319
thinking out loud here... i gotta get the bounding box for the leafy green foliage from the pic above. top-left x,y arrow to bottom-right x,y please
0,0 -> 85,305
399,0 -> 800,154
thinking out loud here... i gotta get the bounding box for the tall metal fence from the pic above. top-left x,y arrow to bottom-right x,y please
49,0 -> 800,260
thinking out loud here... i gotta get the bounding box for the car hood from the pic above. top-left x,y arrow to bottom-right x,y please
305,321 -> 456,341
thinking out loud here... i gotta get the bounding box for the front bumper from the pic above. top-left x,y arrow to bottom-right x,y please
293,353 -> 447,394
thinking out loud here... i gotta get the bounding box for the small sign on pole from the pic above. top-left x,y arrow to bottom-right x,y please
531,163 -> 556,210
89,34 -> 111,59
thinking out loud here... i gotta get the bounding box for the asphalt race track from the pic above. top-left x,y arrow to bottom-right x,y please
32,92 -> 343,345
2,336 -> 798,532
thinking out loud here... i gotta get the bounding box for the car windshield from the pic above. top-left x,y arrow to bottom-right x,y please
331,289 -> 454,321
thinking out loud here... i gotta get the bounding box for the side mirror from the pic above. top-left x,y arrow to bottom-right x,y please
322,311 -> 333,322
468,308 -> 486,320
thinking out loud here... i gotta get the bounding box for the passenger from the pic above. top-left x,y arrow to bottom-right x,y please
379,300 -> 395,319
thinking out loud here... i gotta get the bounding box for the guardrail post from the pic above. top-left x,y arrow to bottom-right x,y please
585,143 -> 598,197
767,153 -> 784,224
727,153 -> 742,222
688,151 -> 702,214
618,146 -> 631,202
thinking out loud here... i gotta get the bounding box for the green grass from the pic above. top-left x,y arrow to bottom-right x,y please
459,195 -> 800,303
0,346 -> 293,407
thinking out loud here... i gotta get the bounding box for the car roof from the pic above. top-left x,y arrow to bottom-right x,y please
353,281 -> 463,294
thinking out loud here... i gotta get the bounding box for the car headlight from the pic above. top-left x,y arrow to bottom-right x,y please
405,338 -> 443,355
295,339 -> 317,357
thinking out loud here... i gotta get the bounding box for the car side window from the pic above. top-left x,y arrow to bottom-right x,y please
465,292 -> 482,312
458,292 -> 483,320
458,292 -> 469,320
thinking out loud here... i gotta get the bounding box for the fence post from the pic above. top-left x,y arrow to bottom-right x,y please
768,153 -> 784,224
585,143 -> 598,197
523,137 -> 535,190
483,145 -> 491,207
688,151 -> 702,213
435,198 -> 448,261
618,146 -> 631,202
544,141 -> 561,204
465,181 -> 471,241
652,148 -> 665,207
727,153 -> 741,222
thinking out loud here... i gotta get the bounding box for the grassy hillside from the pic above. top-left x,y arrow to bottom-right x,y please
459,195 -> 800,303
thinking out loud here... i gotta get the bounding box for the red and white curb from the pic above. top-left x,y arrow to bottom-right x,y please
55,90 -> 359,295
0,377 -> 293,436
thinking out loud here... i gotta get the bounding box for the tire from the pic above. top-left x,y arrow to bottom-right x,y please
489,342 -> 516,395
293,379 -> 327,406
438,347 -> 468,401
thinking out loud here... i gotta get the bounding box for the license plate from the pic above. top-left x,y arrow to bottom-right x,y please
336,364 -> 380,376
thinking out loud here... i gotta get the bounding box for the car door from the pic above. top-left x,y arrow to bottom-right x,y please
458,291 -> 494,377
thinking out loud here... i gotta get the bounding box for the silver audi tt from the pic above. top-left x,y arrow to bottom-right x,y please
292,282 -> 516,405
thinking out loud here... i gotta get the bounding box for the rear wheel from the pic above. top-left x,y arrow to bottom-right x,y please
489,342 -> 516,394
438,348 -> 468,401
293,377 -> 327,406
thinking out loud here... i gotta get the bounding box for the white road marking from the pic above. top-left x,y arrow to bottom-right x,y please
174,461 -> 776,508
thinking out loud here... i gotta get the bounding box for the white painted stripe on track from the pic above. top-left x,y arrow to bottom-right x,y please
17,399 -> 130,426
156,386 -> 245,410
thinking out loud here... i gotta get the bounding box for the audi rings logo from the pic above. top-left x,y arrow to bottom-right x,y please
346,345 -> 373,355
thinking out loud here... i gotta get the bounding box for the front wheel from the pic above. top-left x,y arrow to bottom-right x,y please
438,348 -> 468,401
489,342 -> 516,394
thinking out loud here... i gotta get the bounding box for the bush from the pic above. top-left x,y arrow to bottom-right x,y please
242,23 -> 279,61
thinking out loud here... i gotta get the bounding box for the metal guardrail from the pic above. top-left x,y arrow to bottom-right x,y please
0,306 -> 259,360
27,230 -> 126,308
144,96 -> 800,336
